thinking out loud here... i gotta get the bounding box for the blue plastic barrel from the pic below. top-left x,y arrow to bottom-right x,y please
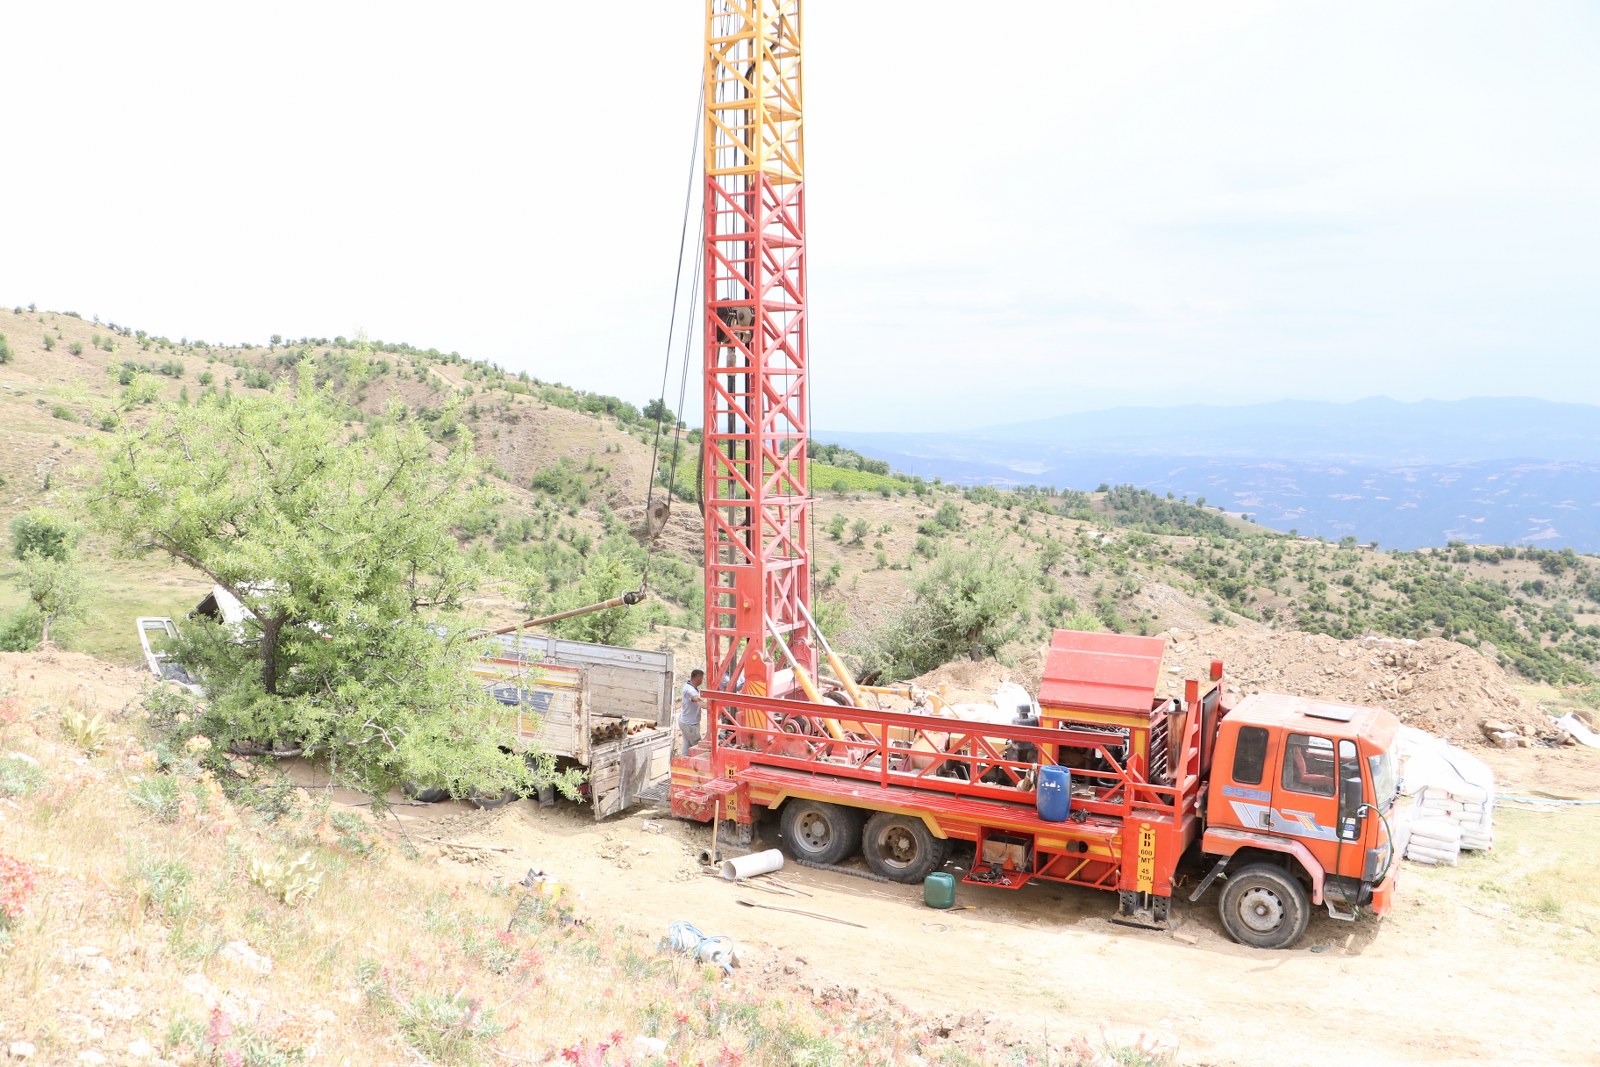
1037,765 -> 1071,822
923,872 -> 956,909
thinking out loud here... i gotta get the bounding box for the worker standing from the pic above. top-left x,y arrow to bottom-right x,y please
678,669 -> 707,756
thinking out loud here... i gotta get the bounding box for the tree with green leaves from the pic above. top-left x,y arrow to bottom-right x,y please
3,511 -> 88,649
86,365 -> 557,800
861,535 -> 1037,677
16,553 -> 87,647
541,547 -> 646,647
9,511 -> 78,562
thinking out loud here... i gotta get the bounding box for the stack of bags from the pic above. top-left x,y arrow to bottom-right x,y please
1393,726 -> 1496,865
1413,777 -> 1495,852
1404,817 -> 1464,866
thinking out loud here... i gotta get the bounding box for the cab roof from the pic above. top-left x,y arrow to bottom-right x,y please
1229,691 -> 1398,744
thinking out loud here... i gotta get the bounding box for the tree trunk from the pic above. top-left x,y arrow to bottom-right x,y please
260,612 -> 288,695
39,613 -> 52,648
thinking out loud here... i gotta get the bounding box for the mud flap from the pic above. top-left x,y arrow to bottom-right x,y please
1111,890 -> 1172,931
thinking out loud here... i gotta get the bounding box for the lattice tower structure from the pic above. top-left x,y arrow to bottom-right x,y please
701,0 -> 814,696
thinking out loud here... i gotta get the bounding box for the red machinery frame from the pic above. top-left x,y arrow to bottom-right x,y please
671,669 -> 1217,900
702,0 -> 814,698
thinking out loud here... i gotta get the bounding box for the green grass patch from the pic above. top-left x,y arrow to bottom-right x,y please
813,462 -> 906,496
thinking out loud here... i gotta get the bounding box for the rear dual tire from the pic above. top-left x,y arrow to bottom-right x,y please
776,802 -> 949,885
861,812 -> 947,884
777,800 -> 862,865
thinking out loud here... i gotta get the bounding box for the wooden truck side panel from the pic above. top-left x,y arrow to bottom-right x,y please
476,633 -> 675,818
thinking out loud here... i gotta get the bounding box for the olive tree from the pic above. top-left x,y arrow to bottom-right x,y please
87,366 -> 557,799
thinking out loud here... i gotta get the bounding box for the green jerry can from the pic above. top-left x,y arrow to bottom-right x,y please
923,872 -> 956,909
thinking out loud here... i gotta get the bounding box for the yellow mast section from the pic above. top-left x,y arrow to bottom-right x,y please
705,0 -> 804,185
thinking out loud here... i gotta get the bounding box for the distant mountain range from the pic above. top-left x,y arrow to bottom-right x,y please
820,397 -> 1600,552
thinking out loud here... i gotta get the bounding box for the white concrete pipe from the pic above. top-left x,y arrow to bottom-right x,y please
721,848 -> 785,881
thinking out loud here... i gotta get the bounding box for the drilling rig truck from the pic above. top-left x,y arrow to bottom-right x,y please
669,0 -> 1400,950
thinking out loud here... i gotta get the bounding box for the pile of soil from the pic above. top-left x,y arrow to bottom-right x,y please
910,649 -> 1044,707
0,650 -> 153,716
1162,629 -> 1555,745
910,628 -> 1556,746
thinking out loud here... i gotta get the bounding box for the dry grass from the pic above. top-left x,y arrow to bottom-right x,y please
1417,805 -> 1600,965
0,664 -> 1145,1066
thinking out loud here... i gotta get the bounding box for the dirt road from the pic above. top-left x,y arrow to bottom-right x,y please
11,649 -> 1595,1065
411,767 -> 1600,1067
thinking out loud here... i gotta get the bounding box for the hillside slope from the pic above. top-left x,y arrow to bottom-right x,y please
1,307 -> 1597,697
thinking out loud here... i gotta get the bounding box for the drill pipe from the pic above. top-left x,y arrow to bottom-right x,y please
472,590 -> 645,641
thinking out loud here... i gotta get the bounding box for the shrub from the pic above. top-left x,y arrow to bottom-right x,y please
0,609 -> 42,652
0,332 -> 11,364
50,403 -> 76,422
0,755 -> 45,798
249,849 -> 324,906
61,709 -> 111,753
129,774 -> 185,821
68,341 -> 84,356
398,989 -> 504,1063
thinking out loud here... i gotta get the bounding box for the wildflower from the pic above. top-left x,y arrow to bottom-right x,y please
185,735 -> 212,754
207,1005 -> 234,1047
0,851 -> 39,925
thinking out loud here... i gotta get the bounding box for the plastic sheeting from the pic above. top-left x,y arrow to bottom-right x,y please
1394,726 -> 1496,861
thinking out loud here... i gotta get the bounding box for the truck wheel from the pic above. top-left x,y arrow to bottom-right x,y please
861,812 -> 948,883
1218,863 -> 1310,950
469,786 -> 519,810
403,781 -> 450,804
778,800 -> 862,865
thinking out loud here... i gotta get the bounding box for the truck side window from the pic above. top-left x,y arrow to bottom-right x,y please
1232,725 -> 1268,785
1282,733 -> 1336,797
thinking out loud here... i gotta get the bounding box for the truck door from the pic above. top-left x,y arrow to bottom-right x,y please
1270,732 -> 1341,860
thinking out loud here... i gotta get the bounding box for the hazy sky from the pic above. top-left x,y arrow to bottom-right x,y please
3,2 -> 1596,432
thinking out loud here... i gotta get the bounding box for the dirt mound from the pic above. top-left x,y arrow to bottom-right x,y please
910,648 -> 1045,707
908,628 -> 1554,746
0,650 -> 153,716
1161,628 -> 1554,745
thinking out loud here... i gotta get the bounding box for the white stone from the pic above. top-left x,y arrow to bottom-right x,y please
221,940 -> 273,974
77,1053 -> 108,1066
182,972 -> 217,999
633,1036 -> 668,1058
7,1042 -> 36,1060
126,1037 -> 155,1060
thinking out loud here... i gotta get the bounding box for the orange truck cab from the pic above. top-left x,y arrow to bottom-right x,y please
1194,692 -> 1402,948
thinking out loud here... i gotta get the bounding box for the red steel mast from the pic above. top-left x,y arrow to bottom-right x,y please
701,0 -> 814,697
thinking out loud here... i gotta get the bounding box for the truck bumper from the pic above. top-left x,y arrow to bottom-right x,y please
1368,864 -> 1399,918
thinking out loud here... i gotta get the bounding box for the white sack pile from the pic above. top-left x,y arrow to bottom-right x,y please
1393,726 -> 1496,863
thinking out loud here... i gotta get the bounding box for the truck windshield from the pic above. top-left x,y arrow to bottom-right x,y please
1368,751 -> 1398,813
